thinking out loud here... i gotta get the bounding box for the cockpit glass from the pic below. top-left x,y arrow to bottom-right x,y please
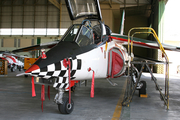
62,24 -> 93,47
76,25 -> 93,47
62,24 -> 80,42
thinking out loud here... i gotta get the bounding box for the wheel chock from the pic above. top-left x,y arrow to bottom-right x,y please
140,94 -> 148,98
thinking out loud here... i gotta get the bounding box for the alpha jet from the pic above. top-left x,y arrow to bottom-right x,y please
14,0 -> 179,114
0,51 -> 24,72
15,0 -> 130,114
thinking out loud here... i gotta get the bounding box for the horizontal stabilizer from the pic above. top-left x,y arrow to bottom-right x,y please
111,33 -> 180,52
133,55 -> 166,64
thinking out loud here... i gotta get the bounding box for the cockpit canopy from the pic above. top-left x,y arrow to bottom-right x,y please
65,0 -> 102,20
61,20 -> 111,47
62,0 -> 111,47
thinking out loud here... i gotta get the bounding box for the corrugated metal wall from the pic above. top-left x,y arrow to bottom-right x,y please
0,0 -> 62,29
0,0 -> 121,57
0,0 -> 120,34
0,0 -> 69,54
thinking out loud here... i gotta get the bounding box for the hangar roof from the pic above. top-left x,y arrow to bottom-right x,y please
99,0 -> 167,17
0,0 -> 168,17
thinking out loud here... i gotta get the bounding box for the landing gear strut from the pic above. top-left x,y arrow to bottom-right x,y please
54,58 -> 75,114
11,64 -> 16,72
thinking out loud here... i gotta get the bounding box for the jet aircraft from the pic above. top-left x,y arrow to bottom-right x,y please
0,51 -> 24,72
13,0 -> 180,114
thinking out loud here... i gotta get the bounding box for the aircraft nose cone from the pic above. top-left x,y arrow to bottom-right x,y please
25,64 -> 40,73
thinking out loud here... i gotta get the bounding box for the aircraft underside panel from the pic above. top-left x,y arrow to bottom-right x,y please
108,48 -> 126,78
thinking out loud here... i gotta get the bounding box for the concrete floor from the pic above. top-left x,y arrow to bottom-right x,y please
121,73 -> 180,120
0,69 -> 180,120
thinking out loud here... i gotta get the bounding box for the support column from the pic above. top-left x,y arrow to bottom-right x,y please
33,0 -> 36,37
48,0 -> 61,37
158,0 -> 165,43
157,0 -> 166,74
10,0 -> 14,37
0,0 -> 2,30
0,39 -> 2,47
59,1 -> 62,37
36,37 -> 41,58
22,0 -> 25,37
119,9 -> 125,35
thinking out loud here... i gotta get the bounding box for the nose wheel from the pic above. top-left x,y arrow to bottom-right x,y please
58,97 -> 74,114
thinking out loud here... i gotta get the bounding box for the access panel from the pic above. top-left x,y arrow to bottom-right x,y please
108,48 -> 126,78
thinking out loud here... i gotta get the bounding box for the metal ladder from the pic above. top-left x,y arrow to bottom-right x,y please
122,27 -> 169,110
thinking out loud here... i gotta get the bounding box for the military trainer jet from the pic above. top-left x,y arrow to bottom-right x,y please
0,51 -> 24,72
13,0 -> 180,114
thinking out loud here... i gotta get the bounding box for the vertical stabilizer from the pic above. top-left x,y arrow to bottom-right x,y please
119,9 -> 125,35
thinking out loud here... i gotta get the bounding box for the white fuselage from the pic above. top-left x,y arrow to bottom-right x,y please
62,40 -> 128,80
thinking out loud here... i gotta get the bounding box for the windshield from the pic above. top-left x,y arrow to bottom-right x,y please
76,25 -> 93,47
62,24 -> 80,42
62,24 -> 93,47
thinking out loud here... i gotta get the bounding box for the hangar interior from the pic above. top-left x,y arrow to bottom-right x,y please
1,0 -> 180,120
0,0 -> 167,70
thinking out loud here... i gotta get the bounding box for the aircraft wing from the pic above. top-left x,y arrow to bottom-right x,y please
111,33 -> 180,52
3,52 -> 28,58
12,40 -> 59,53
0,51 -> 27,58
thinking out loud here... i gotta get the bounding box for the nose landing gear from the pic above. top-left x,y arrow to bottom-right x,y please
54,88 -> 74,114
58,97 -> 74,114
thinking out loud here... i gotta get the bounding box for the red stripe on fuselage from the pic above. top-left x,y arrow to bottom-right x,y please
110,36 -> 158,49
0,57 -> 7,61
6,56 -> 17,63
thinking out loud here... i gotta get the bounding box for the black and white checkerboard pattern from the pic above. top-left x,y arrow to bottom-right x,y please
53,77 -> 69,89
30,59 -> 81,89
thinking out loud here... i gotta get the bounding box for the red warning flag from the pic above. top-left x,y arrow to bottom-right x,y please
90,71 -> 95,98
41,85 -> 45,112
31,76 -> 36,97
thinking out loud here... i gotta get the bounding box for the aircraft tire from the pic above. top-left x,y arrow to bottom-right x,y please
139,80 -> 146,97
11,67 -> 15,72
58,97 -> 74,114
24,75 -> 28,78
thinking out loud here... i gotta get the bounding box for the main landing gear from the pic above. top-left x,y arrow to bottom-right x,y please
54,88 -> 74,114
11,64 -> 16,72
130,67 -> 146,96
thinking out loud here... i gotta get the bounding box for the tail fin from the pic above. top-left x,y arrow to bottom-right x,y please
119,9 -> 125,35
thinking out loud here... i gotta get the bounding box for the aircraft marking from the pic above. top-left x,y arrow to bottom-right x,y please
30,59 -> 82,79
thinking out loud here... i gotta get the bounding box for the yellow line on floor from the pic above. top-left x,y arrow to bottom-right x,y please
111,79 -> 127,120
